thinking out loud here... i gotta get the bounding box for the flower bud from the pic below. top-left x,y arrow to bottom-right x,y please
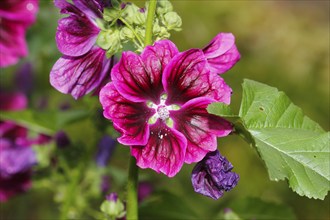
100,193 -> 126,219
156,0 -> 173,15
163,11 -> 182,31
120,27 -> 135,41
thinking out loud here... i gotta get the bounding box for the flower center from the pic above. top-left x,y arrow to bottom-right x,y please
147,94 -> 180,126
157,105 -> 170,121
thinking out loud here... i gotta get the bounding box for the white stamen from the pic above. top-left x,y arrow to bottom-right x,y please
26,3 -> 34,11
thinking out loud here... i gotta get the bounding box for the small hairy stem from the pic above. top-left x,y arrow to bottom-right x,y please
144,0 -> 157,46
126,157 -> 139,220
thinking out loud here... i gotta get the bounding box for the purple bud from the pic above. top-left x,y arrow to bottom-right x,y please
106,192 -> 118,202
139,8 -> 145,13
55,131 -> 70,148
191,150 -> 239,200
95,136 -> 116,167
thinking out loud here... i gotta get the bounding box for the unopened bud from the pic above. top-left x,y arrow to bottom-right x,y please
100,193 -> 126,219
163,11 -> 182,31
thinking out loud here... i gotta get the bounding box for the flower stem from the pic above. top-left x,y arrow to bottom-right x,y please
144,0 -> 157,46
126,157 -> 139,220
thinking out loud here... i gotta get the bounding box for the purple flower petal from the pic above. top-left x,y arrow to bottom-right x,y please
163,49 -> 232,105
191,150 -> 239,200
171,97 -> 232,163
0,92 -> 27,111
0,143 -> 37,178
99,83 -> 154,146
0,0 -> 38,25
112,51 -> 163,103
203,33 -> 240,74
72,0 -> 103,20
140,40 -> 179,103
131,120 -> 187,177
56,14 -> 99,57
0,19 -> 28,67
50,47 -> 111,99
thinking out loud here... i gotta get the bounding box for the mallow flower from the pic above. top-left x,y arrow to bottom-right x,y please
0,92 -> 35,202
50,0 -> 113,99
0,92 -> 50,202
100,34 -> 240,177
0,0 -> 38,67
191,150 -> 239,200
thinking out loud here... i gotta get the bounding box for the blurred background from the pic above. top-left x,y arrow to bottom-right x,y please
1,0 -> 329,219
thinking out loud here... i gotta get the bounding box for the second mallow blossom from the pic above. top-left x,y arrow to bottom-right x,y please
100,34 -> 240,177
191,150 -> 239,200
50,0 -> 113,99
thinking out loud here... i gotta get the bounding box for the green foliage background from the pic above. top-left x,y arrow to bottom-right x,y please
0,1 -> 329,219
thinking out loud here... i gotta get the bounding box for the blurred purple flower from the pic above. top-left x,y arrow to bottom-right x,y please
15,63 -> 34,95
100,39 -> 234,177
191,150 -> 239,200
138,182 -> 153,202
50,0 -> 113,99
95,135 -> 117,167
54,131 -> 70,148
0,92 -> 50,202
0,0 -> 38,67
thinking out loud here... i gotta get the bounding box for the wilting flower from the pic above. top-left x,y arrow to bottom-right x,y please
0,0 -> 38,67
191,150 -> 239,200
0,92 -> 50,202
50,0 -> 113,99
100,35 -> 240,177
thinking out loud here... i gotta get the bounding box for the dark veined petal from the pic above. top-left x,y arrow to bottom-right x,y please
111,52 -> 155,103
131,120 -> 187,177
99,83 -> 154,146
203,33 -> 241,74
171,97 -> 232,163
56,14 -> 99,57
163,49 -> 232,105
50,47 -> 111,99
191,150 -> 239,200
72,0 -> 103,20
140,40 -> 179,104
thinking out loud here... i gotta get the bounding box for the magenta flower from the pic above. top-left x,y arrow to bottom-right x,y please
100,37 -> 240,177
0,0 -> 38,67
0,92 -> 50,202
191,150 -> 239,200
50,0 -> 112,99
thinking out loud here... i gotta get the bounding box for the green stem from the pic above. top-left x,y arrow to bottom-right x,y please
126,157 -> 139,220
119,18 -> 144,47
144,0 -> 157,46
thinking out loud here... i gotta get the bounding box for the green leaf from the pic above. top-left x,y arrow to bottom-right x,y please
207,102 -> 236,118
218,197 -> 296,220
207,102 -> 255,146
239,79 -> 330,199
